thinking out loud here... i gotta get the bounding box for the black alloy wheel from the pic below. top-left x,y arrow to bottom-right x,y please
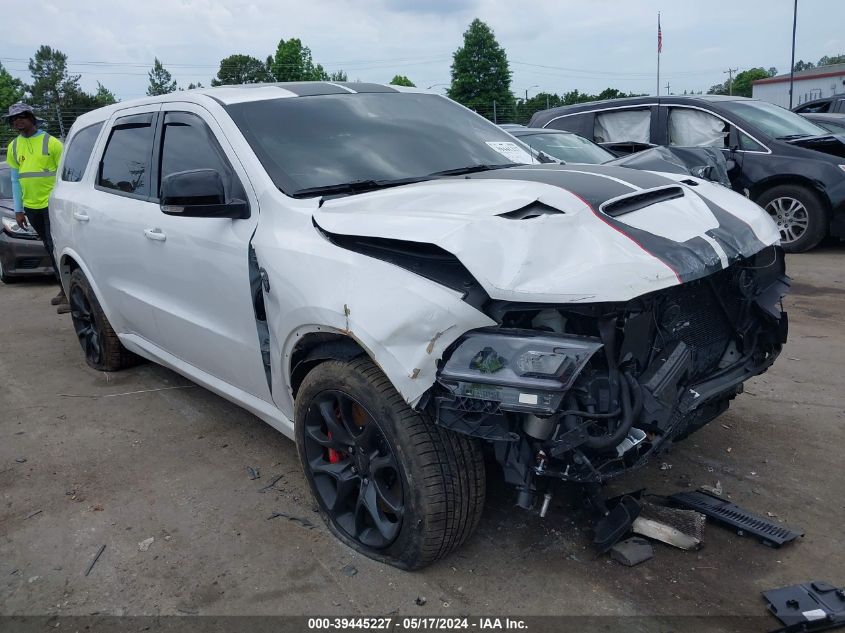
294,358 -> 486,569
67,268 -> 140,371
302,390 -> 404,549
70,282 -> 102,366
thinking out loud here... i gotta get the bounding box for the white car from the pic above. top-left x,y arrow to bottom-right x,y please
50,82 -> 789,569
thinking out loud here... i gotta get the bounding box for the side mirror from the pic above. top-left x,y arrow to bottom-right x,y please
160,169 -> 249,219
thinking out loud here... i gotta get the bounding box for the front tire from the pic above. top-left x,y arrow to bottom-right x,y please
295,358 -> 485,570
758,184 -> 828,253
68,269 -> 140,371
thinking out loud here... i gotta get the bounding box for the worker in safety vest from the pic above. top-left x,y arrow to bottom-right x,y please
5,102 -> 67,312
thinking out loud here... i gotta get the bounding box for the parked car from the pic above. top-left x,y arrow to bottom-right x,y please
800,112 -> 845,134
529,95 -> 845,252
51,83 -> 788,569
792,94 -> 845,114
0,162 -> 53,283
504,126 -> 617,163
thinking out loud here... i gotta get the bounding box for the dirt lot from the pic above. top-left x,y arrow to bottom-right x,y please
1,246 -> 843,625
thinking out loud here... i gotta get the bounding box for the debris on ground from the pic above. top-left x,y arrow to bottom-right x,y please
341,564 -> 358,577
83,545 -> 106,576
257,474 -> 284,493
24,510 -> 42,520
632,517 -> 701,551
138,537 -> 155,552
670,490 -> 804,547
267,511 -> 316,530
660,462 -> 672,471
592,495 -> 641,553
640,501 -> 705,544
700,481 -> 723,495
15,458 -> 27,463
247,466 -> 260,480
763,580 -> 845,631
415,597 -> 427,606
610,537 -> 654,566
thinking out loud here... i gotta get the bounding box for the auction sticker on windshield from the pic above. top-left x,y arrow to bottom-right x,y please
485,141 -> 533,164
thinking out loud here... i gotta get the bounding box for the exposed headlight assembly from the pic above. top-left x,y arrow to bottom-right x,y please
1,216 -> 38,239
438,329 -> 603,415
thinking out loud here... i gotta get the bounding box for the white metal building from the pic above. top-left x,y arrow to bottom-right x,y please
752,63 -> 845,108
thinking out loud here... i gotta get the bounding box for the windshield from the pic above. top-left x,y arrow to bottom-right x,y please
515,132 -> 615,163
0,168 -> 12,200
226,93 -> 533,196
721,100 -> 829,139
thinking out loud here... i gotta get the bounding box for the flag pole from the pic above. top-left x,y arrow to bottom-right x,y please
657,12 -> 661,96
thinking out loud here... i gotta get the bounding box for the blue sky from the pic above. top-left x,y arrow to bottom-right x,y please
2,0 -> 843,100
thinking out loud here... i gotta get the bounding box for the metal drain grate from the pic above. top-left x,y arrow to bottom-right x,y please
669,490 -> 804,547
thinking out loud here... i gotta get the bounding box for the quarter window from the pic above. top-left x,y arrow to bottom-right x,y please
159,112 -> 243,200
98,114 -> 156,197
61,123 -> 103,182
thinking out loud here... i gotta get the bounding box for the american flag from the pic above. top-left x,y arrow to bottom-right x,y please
658,14 -> 663,53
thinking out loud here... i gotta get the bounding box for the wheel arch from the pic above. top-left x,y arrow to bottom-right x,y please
58,249 -> 119,328
288,331 -> 369,401
750,175 -> 832,216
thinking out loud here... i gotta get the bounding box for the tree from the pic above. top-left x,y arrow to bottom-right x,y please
269,38 -> 329,82
793,60 -> 815,72
1,61 -> 26,148
94,82 -> 117,106
147,58 -> 177,96
389,74 -> 415,87
186,82 -> 204,90
211,54 -> 272,86
767,67 -> 778,77
729,67 -> 771,97
447,19 -> 513,120
329,70 -> 348,82
817,54 -> 845,67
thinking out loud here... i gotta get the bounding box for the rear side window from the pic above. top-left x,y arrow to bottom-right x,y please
594,109 -> 651,144
98,113 -> 156,197
61,122 -> 103,182
158,112 -> 243,199
668,108 -> 728,147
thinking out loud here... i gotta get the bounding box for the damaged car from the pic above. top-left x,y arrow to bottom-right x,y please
50,83 -> 788,569
530,95 -> 845,252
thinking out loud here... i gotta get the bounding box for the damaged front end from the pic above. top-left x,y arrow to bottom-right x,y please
432,246 -> 788,509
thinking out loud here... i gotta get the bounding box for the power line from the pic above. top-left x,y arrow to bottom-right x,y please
724,67 -> 739,95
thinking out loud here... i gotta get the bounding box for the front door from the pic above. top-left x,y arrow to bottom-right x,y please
141,103 -> 269,401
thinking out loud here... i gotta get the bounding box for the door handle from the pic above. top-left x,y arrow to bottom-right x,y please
144,228 -> 166,242
72,211 -> 90,222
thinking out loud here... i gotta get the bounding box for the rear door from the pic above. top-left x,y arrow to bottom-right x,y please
592,106 -> 658,155
141,103 -> 269,400
82,105 -> 163,341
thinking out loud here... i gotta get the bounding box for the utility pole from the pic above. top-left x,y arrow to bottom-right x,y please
724,67 -> 738,95
665,82 -> 671,95
789,0 -> 798,108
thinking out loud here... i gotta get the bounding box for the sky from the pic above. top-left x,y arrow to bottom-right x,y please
2,0 -> 843,101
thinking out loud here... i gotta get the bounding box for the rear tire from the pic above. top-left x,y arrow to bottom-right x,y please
68,269 -> 140,371
758,184 -> 828,253
295,357 -> 485,570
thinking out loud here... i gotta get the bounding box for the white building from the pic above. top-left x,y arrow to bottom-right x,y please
752,63 -> 845,108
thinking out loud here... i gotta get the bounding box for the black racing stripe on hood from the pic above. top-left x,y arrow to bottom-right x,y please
470,166 -> 724,282
554,164 -> 676,189
470,168 -> 635,209
693,193 -> 768,262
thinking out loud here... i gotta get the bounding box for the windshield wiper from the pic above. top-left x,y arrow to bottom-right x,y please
776,133 -> 814,140
290,177 -> 426,199
426,163 -> 519,177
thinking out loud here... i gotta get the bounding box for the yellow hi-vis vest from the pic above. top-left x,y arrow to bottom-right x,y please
6,131 -> 63,210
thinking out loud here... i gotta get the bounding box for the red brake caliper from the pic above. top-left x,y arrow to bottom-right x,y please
327,430 -> 342,464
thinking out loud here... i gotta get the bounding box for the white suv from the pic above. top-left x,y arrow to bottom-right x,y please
51,82 -> 788,569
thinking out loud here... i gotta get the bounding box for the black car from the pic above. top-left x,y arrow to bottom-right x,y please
530,96 -> 845,252
504,126 -> 617,163
800,112 -> 845,134
0,162 -> 53,283
792,94 -> 845,114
